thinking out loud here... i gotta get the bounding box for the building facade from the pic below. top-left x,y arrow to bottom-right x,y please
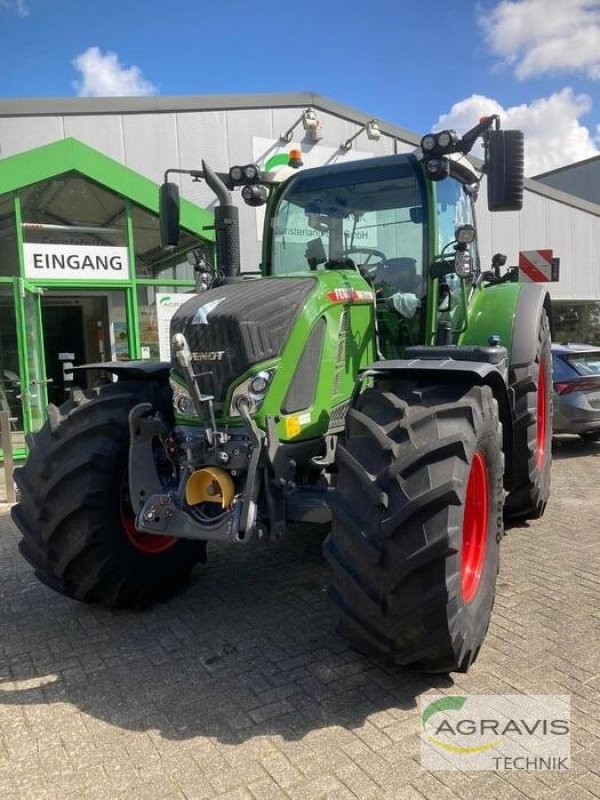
534,156 -> 600,206
0,137 -> 212,455
2,91 -> 600,453
533,157 -> 600,346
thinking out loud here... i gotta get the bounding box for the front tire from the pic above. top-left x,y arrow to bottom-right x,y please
11,381 -> 206,609
325,382 -> 504,673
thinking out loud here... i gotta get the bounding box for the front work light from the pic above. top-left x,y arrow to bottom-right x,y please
437,130 -> 459,150
229,164 -> 260,185
424,157 -> 450,181
421,134 -> 437,153
455,224 -> 476,244
454,250 -> 472,278
241,184 -> 268,207
243,164 -> 259,182
229,165 -> 243,183
419,130 -> 459,155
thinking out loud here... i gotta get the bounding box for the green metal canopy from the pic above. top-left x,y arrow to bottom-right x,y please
0,137 -> 214,239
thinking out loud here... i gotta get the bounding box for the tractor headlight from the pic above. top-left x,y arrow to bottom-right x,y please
230,368 -> 275,416
170,378 -> 199,418
424,157 -> 450,181
241,184 -> 268,207
229,165 -> 244,183
243,164 -> 259,182
421,130 -> 459,154
454,250 -> 472,278
455,224 -> 476,244
437,130 -> 458,149
249,371 -> 270,396
421,134 -> 437,153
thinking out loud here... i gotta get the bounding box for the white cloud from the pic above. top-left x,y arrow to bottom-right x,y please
481,0 -> 600,80
72,47 -> 157,97
433,88 -> 599,175
0,0 -> 29,16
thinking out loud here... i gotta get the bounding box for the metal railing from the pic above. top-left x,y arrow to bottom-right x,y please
0,410 -> 16,505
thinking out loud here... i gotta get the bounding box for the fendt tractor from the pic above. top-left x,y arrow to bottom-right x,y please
12,116 -> 552,674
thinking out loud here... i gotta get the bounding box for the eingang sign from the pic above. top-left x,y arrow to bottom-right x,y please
23,243 -> 130,281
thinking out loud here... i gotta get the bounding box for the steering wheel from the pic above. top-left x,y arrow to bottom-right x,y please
345,247 -> 387,279
345,247 -> 387,263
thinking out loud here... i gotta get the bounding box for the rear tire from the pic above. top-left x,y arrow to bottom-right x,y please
325,382 -> 504,673
11,381 -> 206,609
504,309 -> 552,520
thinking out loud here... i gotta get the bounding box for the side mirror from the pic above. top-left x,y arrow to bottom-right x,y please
486,129 -> 524,212
159,182 -> 180,248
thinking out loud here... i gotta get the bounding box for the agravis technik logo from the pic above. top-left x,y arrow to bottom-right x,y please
419,694 -> 570,771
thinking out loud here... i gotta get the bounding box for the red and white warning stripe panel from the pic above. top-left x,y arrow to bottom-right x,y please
518,250 -> 560,282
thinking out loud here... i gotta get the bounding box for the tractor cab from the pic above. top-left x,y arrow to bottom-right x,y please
264,152 -> 481,357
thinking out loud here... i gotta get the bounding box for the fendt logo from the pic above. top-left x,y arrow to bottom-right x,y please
419,694 -> 570,771
191,351 -> 226,362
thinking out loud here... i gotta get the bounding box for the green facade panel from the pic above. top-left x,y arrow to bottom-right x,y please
0,138 -> 211,462
0,137 -> 215,238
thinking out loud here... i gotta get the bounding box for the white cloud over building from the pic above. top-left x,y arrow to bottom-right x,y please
72,47 -> 157,98
434,89 -> 599,174
480,0 -> 600,80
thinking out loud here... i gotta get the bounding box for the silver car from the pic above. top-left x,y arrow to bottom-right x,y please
552,343 -> 600,441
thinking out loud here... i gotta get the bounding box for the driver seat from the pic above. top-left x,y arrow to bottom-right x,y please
373,257 -> 420,295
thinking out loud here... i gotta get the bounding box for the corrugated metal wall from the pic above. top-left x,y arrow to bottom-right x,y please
1,102 -> 598,299
536,160 -> 600,207
0,106 -> 409,270
476,185 -> 600,300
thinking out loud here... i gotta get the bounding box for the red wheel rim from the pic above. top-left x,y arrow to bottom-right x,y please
536,357 -> 548,471
120,477 -> 178,555
461,450 -> 489,604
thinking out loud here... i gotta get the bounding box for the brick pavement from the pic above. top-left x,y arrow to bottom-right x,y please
0,437 -> 599,799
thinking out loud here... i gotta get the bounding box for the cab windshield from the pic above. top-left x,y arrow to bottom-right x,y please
269,158 -> 427,300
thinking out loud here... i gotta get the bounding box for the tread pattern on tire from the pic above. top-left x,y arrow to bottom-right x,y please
325,382 -> 504,673
11,381 -> 205,609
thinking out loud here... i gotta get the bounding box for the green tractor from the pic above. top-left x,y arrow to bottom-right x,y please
12,115 -> 552,673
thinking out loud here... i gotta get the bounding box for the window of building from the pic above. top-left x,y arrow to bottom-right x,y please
132,204 -> 211,280
20,174 -> 127,247
553,301 -> 600,346
0,284 -> 22,435
137,285 -> 197,361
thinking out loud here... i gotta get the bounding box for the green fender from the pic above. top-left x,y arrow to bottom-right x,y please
459,281 -> 552,492
459,282 -> 552,367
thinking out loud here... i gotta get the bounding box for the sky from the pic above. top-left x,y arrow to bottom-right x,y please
1,0 -> 600,175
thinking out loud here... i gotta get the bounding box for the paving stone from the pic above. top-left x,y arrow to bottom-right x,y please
286,774 -> 355,800
261,753 -> 303,788
0,441 -> 599,799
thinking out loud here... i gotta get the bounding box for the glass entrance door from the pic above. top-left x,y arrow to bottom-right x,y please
16,279 -> 48,433
0,283 -> 23,455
